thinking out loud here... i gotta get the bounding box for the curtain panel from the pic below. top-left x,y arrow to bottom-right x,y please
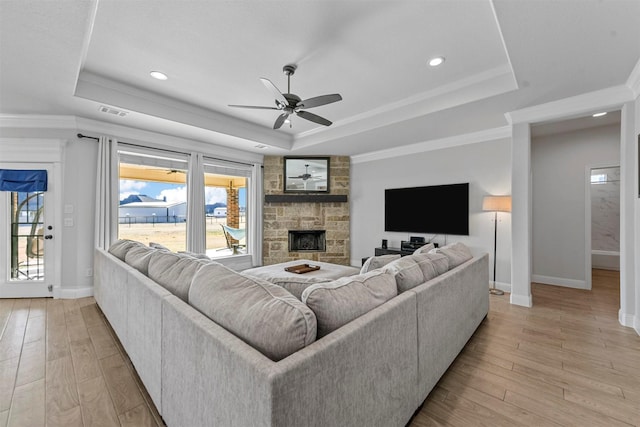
187,152 -> 206,253
95,136 -> 119,250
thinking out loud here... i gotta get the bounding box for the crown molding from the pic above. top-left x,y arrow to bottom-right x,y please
505,85 -> 634,125
626,57 -> 640,98
76,117 -> 264,164
0,114 -> 78,129
351,126 -> 511,164
292,65 -> 517,150
75,70 -> 292,150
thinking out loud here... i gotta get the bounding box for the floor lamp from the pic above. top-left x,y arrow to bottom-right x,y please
482,195 -> 511,295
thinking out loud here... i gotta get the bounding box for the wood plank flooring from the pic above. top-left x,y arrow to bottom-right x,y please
0,268 -> 638,426
0,296 -> 163,427
411,269 -> 640,427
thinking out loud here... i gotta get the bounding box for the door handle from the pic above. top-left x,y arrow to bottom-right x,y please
44,235 -> 53,240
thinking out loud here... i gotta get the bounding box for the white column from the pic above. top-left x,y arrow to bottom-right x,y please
620,102 -> 637,328
510,123 -> 533,307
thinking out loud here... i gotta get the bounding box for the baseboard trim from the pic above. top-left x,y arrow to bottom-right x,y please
53,285 -> 94,299
532,274 -> 587,289
634,316 -> 640,336
491,280 -> 511,294
510,293 -> 532,308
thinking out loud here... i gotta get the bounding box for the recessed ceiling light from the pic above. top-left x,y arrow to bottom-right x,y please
428,56 -> 445,67
592,112 -> 607,117
150,71 -> 168,80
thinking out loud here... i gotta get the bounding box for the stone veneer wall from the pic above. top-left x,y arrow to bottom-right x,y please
263,156 -> 350,265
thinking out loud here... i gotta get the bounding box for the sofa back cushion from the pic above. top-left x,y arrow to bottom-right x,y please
360,254 -> 401,274
189,263 -> 317,361
148,251 -> 212,301
433,242 -> 473,269
124,245 -> 157,275
410,254 -> 441,282
382,256 -> 425,293
301,269 -> 397,338
108,239 -> 145,261
425,253 -> 449,275
413,243 -> 435,255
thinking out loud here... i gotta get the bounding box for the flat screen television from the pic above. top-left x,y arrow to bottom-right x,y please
385,183 -> 469,235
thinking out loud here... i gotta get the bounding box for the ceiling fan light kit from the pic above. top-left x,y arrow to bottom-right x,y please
229,64 -> 342,130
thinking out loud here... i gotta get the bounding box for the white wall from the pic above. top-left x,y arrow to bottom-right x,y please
531,124 -> 620,288
351,138 -> 512,291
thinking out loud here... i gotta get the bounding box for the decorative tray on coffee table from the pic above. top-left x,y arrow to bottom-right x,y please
284,264 -> 321,274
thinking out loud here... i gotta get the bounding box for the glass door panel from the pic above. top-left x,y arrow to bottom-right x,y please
10,191 -> 45,281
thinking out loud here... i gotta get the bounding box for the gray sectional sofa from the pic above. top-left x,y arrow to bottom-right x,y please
94,240 -> 489,427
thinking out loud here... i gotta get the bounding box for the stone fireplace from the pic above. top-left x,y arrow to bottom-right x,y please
289,230 -> 326,252
263,156 -> 350,265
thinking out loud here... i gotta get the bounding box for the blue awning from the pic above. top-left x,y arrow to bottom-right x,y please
0,169 -> 48,192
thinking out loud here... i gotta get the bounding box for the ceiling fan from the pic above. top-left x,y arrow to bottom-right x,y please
229,64 -> 342,130
288,164 -> 322,181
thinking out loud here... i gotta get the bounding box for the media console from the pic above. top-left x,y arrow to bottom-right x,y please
374,247 -> 414,257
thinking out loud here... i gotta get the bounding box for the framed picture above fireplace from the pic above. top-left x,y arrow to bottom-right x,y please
284,157 -> 330,193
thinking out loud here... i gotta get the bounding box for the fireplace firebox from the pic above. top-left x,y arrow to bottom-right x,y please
288,230 -> 326,252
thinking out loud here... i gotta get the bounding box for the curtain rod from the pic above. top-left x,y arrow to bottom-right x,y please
77,133 -> 99,141
77,133 -> 255,167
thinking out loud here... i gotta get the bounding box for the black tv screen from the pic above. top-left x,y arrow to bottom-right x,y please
385,183 -> 469,235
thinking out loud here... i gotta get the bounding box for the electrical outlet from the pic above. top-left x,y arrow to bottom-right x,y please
86,268 -> 93,277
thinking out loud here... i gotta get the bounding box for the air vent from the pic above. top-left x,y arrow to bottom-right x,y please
99,105 -> 129,117
254,144 -> 268,149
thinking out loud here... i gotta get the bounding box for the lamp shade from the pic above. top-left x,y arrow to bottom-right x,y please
482,195 -> 511,212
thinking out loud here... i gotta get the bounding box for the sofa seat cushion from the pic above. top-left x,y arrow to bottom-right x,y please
124,245 -> 157,275
301,269 -> 397,338
189,263 -> 317,361
148,251 -> 213,302
382,256 -> 425,293
108,239 -> 145,261
433,242 -> 473,269
360,254 -> 401,274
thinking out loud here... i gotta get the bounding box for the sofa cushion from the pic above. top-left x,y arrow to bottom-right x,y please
360,254 -> 401,274
382,256 -> 425,293
425,253 -> 449,275
433,242 -> 473,269
149,241 -> 171,251
148,251 -> 213,301
108,239 -> 145,261
189,263 -> 317,361
412,243 -> 435,255
301,269 -> 397,338
410,254 -> 441,282
244,275 -> 332,301
178,251 -> 211,260
124,245 -> 157,275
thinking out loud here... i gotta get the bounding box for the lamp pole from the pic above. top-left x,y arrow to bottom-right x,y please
490,210 -> 504,295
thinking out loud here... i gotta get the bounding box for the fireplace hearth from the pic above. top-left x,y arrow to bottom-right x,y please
289,230 -> 326,252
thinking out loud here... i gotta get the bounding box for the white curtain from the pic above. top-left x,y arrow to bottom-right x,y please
95,136 -> 119,249
187,152 -> 205,253
248,163 -> 264,266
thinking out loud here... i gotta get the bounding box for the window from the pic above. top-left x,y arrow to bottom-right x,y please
118,151 -> 188,252
204,159 -> 251,257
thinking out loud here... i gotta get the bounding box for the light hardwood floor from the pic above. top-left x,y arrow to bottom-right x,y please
1,269 -> 638,427
411,269 -> 640,427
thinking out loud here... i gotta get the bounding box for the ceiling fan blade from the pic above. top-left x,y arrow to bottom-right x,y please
273,113 -> 289,129
296,110 -> 332,126
297,94 -> 342,109
228,104 -> 280,110
260,78 -> 288,107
